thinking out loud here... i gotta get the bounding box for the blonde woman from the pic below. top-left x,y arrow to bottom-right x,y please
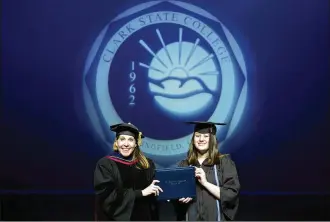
175,121 -> 240,221
94,123 -> 162,221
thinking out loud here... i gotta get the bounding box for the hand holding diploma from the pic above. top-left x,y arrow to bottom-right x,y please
179,167 -> 207,204
195,166 -> 207,186
142,180 -> 163,196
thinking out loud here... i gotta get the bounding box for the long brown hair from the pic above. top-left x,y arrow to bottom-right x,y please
187,133 -> 222,165
113,139 -> 150,169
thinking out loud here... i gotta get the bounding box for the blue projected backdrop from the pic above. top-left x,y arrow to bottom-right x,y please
2,0 -> 329,194
83,1 -> 247,167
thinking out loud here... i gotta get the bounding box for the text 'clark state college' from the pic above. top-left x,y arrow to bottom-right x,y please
102,11 -> 230,63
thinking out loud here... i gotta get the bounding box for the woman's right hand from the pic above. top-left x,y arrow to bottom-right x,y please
178,197 -> 193,203
142,180 -> 163,196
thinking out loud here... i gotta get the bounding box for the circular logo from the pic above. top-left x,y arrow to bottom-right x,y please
82,1 -> 248,167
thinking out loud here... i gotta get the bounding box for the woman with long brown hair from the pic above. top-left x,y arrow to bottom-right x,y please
94,122 -> 162,221
175,121 -> 240,221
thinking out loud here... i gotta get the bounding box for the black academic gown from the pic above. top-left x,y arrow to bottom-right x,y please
94,154 -> 159,221
174,154 -> 240,221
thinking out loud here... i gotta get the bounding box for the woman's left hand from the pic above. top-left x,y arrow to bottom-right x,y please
195,167 -> 207,186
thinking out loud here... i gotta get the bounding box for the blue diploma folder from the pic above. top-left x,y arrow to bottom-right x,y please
155,166 -> 196,201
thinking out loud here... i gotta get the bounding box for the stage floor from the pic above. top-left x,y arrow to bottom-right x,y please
0,194 -> 329,220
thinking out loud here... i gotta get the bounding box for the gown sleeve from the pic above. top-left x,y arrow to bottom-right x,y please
147,159 -> 160,220
219,154 -> 241,220
93,157 -> 142,221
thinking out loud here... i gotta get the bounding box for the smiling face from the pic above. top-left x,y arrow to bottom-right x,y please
115,134 -> 137,157
193,132 -> 210,153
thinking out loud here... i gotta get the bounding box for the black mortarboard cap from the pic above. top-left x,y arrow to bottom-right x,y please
110,122 -> 145,139
186,121 -> 226,135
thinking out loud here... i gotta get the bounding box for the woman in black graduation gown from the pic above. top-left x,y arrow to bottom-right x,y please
94,123 -> 163,221
174,121 -> 241,221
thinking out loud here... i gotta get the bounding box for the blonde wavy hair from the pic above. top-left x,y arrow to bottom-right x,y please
113,132 -> 149,169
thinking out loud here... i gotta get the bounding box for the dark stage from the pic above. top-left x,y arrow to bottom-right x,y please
1,193 -> 329,220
